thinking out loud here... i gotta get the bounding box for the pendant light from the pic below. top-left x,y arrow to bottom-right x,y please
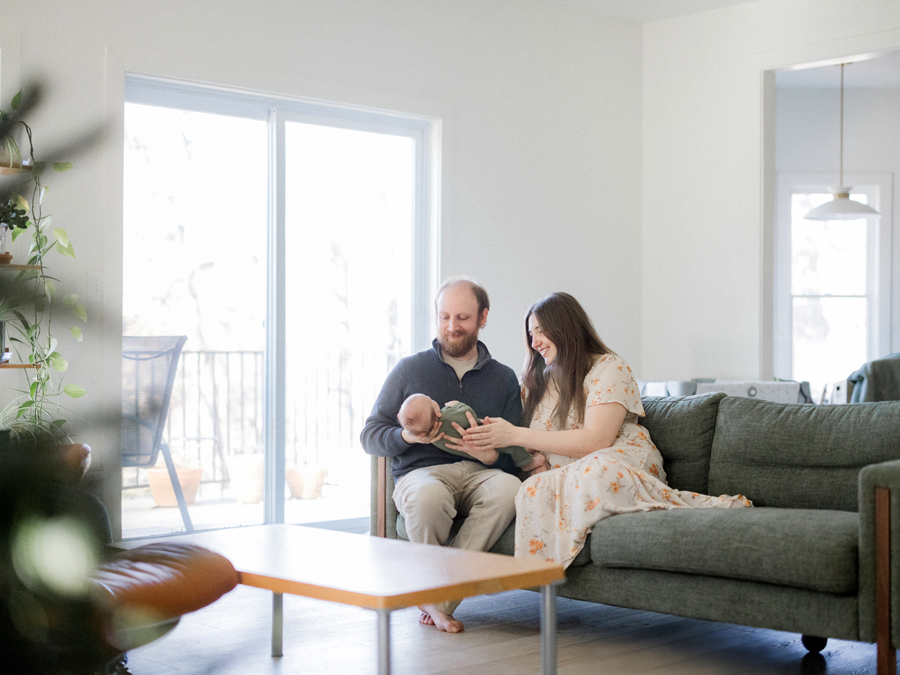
804,63 -> 879,220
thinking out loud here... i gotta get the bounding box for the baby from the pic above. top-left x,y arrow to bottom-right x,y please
398,393 -> 547,474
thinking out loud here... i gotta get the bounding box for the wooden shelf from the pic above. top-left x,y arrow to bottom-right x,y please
0,363 -> 36,369
0,163 -> 34,175
0,264 -> 41,271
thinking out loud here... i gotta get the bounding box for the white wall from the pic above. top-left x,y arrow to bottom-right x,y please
0,0 -> 642,531
641,0 -> 900,381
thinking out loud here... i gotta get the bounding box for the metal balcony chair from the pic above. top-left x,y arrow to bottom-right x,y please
122,336 -> 193,531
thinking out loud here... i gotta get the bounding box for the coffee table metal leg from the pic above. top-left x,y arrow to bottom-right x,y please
272,592 -> 284,657
376,608 -> 391,674
541,582 -> 559,675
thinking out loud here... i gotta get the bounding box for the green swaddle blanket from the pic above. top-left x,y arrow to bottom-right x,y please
432,401 -> 534,469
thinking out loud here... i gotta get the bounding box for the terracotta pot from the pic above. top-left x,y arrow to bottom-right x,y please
285,467 -> 303,498
226,454 -> 265,504
147,467 -> 203,507
0,253 -> 12,264
286,466 -> 327,499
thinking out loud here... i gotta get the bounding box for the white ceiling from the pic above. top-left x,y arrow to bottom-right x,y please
550,0 -> 762,24
551,1 -> 900,89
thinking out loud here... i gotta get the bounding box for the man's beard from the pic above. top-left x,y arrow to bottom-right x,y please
439,327 -> 480,359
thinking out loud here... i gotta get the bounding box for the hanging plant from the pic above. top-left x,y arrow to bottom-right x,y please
0,199 -> 28,230
0,89 -> 87,441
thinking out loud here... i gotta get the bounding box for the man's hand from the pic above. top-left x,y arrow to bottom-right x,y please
400,399 -> 444,445
444,412 -> 500,465
461,445 -> 500,465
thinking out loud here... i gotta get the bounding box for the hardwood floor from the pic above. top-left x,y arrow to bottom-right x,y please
126,584 -> 878,674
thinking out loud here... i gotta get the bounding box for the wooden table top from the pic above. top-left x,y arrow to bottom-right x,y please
115,524 -> 565,610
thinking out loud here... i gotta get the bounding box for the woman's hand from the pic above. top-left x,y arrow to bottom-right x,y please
442,411 -> 501,465
458,415 -> 518,450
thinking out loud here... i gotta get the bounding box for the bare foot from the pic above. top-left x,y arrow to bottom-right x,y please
417,604 -> 464,633
523,453 -> 548,475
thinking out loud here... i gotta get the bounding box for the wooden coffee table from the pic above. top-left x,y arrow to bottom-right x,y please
115,524 -> 565,674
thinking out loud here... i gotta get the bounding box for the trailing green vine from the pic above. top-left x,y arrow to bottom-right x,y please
0,90 -> 86,441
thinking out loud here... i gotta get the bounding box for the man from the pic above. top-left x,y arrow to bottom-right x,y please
360,277 -> 522,633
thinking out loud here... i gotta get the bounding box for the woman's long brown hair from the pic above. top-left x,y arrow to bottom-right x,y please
521,293 -> 613,429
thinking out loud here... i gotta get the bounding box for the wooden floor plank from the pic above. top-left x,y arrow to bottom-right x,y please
126,584 -> 880,675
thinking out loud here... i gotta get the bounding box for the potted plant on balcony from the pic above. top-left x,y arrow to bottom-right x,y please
286,461 -> 328,500
0,89 -> 87,442
146,448 -> 204,508
226,446 -> 265,504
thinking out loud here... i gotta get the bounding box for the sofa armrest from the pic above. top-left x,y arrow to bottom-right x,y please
370,456 -> 399,539
859,460 -> 900,661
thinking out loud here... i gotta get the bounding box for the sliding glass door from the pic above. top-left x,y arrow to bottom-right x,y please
122,102 -> 269,536
122,78 -> 436,538
283,122 -> 414,529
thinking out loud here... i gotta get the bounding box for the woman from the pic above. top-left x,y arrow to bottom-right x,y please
458,292 -> 751,567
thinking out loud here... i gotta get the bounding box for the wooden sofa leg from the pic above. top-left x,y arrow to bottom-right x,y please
876,487 -> 896,674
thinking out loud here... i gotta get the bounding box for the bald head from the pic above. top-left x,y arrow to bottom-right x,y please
434,277 -> 490,317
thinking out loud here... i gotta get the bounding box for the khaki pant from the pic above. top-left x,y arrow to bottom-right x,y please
392,461 -> 521,615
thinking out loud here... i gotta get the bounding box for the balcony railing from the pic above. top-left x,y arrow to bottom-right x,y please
122,349 -> 400,495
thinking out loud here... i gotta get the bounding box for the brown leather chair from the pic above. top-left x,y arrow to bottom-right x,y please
0,438 -> 239,675
92,542 -> 239,671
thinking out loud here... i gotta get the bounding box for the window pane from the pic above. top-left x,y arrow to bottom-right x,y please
284,122 -> 414,527
123,103 -> 268,537
790,193 -> 867,296
792,296 -> 867,395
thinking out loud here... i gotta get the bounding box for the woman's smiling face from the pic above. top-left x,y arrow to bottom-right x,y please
528,314 -> 557,366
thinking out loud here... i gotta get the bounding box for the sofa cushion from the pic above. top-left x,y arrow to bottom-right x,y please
708,397 -> 900,511
641,393 -> 726,494
591,507 -> 858,595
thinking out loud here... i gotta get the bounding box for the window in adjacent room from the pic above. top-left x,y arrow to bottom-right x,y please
774,175 -> 893,401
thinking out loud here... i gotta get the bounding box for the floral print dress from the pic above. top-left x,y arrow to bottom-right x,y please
515,353 -> 751,568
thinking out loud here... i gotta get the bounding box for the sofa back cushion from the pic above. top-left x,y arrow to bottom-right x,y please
708,397 -> 900,511
641,393 -> 725,494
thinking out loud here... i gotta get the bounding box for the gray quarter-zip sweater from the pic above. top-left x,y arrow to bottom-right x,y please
360,338 -> 522,479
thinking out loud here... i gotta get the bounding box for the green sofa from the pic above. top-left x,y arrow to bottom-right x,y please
370,393 -> 900,673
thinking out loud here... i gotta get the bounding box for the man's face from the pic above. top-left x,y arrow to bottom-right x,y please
436,284 -> 486,359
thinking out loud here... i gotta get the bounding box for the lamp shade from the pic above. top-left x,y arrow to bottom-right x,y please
804,186 -> 879,220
